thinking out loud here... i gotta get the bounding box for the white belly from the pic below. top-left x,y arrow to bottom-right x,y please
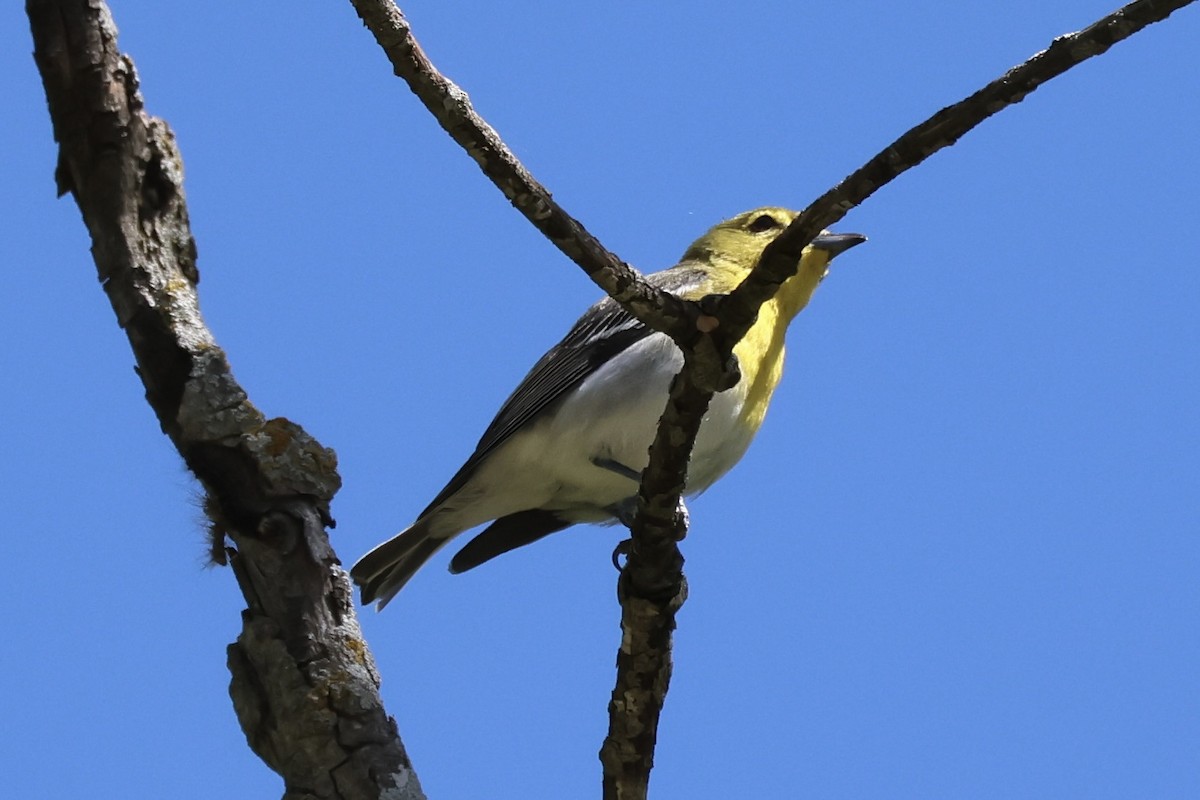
455,331 -> 756,527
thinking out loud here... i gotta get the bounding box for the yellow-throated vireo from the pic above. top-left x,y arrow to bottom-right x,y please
352,207 -> 865,608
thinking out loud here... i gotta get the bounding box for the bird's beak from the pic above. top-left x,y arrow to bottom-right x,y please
811,231 -> 867,257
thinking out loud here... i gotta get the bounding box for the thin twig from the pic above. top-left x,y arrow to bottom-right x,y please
721,0 -> 1198,338
346,0 -> 697,342
26,1 -> 422,798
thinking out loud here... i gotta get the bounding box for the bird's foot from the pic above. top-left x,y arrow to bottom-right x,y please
608,495 -> 689,538
608,495 -> 640,529
612,538 -> 631,570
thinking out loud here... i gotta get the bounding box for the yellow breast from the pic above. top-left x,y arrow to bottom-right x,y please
732,301 -> 787,433
726,248 -> 830,433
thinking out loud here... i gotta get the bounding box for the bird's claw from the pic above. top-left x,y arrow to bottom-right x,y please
612,539 -> 632,570
609,495 -> 689,536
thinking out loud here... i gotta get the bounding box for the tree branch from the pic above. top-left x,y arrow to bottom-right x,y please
721,0 -> 1198,339
348,0 -> 1194,798
346,0 -> 698,343
26,1 -> 422,798
603,2 -> 1194,794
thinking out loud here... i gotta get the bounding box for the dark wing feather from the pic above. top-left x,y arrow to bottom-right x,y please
419,266 -> 706,517
448,509 -> 572,573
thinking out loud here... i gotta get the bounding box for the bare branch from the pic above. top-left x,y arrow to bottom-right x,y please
722,0 -> 1198,337
26,1 -> 422,797
346,0 -> 698,342
599,542 -> 687,800
603,2 -> 1195,793
633,0 -> 1200,595
346,0 -> 1193,797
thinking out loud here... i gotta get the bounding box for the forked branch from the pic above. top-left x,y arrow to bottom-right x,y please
347,1 -> 1193,798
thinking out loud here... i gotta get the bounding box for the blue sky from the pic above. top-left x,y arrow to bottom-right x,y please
4,2 -> 1198,798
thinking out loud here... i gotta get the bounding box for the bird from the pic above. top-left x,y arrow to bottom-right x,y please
352,207 -> 865,608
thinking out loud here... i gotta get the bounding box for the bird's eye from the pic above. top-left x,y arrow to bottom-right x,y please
747,213 -> 782,233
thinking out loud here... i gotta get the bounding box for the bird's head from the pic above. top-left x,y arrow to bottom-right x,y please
680,207 -> 866,289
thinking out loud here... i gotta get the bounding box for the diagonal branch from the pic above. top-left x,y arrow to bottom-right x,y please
346,0 -> 698,343
26,1 -> 422,798
348,0 -> 1193,798
720,0 -> 1198,339
647,0 -> 1200,548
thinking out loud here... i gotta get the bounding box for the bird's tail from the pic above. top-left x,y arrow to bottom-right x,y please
350,519 -> 450,610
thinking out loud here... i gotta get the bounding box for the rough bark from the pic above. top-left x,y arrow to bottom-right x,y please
26,1 -> 423,798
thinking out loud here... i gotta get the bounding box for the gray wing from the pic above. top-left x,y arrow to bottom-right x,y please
419,266 -> 704,516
